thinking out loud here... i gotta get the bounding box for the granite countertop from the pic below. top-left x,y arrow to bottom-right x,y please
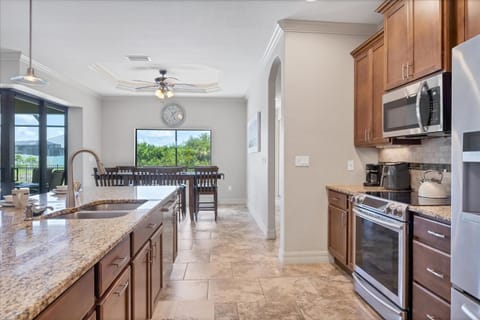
326,185 -> 451,224
0,186 -> 177,320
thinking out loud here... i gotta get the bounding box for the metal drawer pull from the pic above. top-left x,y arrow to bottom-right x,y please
426,314 -> 436,320
111,256 -> 128,268
427,230 -> 446,238
426,267 -> 444,279
114,281 -> 129,296
331,197 -> 339,201
461,303 -> 480,320
147,223 -> 157,229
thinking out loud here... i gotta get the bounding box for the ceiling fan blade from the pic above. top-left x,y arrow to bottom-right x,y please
135,85 -> 158,89
131,80 -> 157,84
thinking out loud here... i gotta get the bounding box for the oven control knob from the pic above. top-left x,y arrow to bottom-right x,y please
353,194 -> 366,204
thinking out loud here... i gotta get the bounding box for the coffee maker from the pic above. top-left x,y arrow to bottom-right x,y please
364,164 -> 381,186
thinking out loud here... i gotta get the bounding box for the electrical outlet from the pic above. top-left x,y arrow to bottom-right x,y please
347,160 -> 354,171
295,156 -> 310,167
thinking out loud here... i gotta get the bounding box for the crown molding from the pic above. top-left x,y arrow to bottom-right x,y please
278,19 -> 378,36
0,48 -> 22,61
261,24 -> 284,68
19,54 -> 100,98
0,83 -> 75,107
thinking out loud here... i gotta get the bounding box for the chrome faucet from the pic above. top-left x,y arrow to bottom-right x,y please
67,149 -> 106,208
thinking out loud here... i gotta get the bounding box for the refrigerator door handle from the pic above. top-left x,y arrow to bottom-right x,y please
461,303 -> 480,320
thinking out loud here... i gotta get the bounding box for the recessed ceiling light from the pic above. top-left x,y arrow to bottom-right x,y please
305,0 -> 317,2
126,55 -> 151,62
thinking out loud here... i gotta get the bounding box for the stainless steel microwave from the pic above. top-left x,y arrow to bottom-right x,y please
382,72 -> 451,138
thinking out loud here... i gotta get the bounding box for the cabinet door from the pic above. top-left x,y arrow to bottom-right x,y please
458,0 -> 480,42
132,243 -> 150,320
98,266 -> 131,320
354,51 -> 371,146
370,39 -> 387,145
151,227 -> 163,310
412,0 -> 442,79
328,205 -> 348,265
384,0 -> 411,90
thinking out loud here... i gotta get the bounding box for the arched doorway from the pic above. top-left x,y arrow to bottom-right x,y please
267,58 -> 282,241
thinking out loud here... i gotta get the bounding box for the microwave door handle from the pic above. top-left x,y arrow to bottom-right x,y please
415,81 -> 427,133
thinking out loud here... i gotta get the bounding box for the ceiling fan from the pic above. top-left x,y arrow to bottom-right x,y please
117,69 -> 220,99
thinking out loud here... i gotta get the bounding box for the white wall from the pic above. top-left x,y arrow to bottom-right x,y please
100,96 -> 247,204
0,51 -> 103,187
247,21 -> 379,263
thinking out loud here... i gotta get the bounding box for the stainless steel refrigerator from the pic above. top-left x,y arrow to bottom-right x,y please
451,35 -> 480,319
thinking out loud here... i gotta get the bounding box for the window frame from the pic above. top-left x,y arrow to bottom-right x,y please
134,128 -> 212,168
0,88 -> 68,195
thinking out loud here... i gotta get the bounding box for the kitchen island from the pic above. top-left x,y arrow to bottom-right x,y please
0,186 -> 178,320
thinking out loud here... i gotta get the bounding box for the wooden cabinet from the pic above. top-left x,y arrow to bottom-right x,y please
132,242 -> 151,320
327,190 -> 353,271
98,266 -> 132,320
352,30 -> 388,147
457,0 -> 480,44
35,268 -> 95,320
97,236 -> 131,297
377,0 -> 454,90
412,214 -> 451,318
150,228 -> 163,306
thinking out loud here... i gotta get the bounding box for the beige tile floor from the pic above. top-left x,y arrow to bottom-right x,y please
153,206 -> 381,320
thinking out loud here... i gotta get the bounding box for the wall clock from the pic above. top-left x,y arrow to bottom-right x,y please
162,103 -> 186,127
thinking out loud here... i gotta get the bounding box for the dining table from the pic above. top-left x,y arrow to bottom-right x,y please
106,170 -> 224,221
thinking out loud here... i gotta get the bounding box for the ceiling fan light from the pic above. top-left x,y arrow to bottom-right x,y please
155,89 -> 165,99
11,67 -> 48,85
166,90 -> 174,98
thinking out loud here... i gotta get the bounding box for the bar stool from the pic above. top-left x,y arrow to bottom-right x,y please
193,166 -> 219,221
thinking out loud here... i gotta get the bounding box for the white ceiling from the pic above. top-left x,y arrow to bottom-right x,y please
0,0 -> 382,98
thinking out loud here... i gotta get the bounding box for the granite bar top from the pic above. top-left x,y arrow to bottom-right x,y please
326,185 -> 451,224
0,186 -> 177,320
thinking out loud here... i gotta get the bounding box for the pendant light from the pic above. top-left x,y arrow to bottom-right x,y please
11,0 -> 48,85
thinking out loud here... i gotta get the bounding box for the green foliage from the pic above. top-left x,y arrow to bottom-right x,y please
15,154 -> 39,166
137,133 -> 211,167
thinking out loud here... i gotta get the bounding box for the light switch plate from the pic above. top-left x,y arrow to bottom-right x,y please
295,156 -> 310,167
347,160 -> 354,171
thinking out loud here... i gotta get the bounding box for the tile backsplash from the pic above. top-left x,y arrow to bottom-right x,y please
379,137 -> 451,164
379,137 -> 452,195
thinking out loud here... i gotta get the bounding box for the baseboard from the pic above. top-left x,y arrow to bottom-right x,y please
279,250 -> 330,264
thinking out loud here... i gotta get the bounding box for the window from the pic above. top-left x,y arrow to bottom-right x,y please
136,129 -> 211,167
1,89 -> 68,195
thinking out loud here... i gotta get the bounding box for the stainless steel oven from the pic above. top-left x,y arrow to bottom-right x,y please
352,194 -> 410,320
382,72 -> 451,138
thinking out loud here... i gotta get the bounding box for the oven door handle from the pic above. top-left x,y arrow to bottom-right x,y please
353,273 -> 403,316
415,80 -> 427,133
461,303 -> 480,320
354,208 -> 404,230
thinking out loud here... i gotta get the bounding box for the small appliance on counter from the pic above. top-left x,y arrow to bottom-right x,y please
381,162 -> 410,190
364,164 -> 382,186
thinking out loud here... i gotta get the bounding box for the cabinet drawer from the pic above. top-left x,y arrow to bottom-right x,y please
328,190 -> 348,210
97,266 -> 131,320
132,210 -> 162,256
36,268 -> 95,320
413,240 -> 451,302
414,215 -> 451,253
97,236 -> 131,297
412,282 -> 450,320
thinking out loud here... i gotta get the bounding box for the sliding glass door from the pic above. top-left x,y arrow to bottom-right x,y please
0,89 -> 68,196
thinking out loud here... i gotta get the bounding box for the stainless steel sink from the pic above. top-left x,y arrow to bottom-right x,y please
50,211 -> 131,219
79,200 -> 147,211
